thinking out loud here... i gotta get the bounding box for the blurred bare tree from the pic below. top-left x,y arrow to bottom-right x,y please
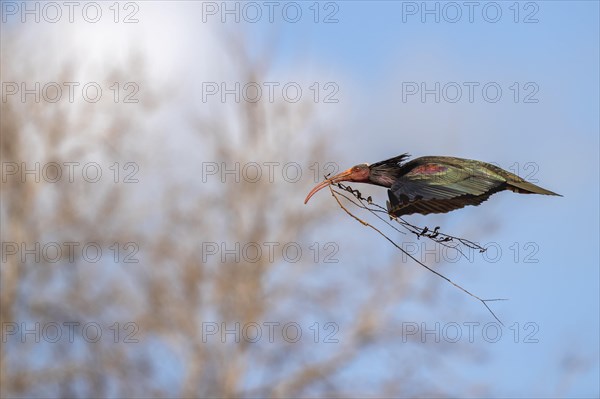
2,29 -> 495,398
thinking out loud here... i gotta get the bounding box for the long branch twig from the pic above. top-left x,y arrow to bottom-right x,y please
327,184 -> 507,325
334,183 -> 486,255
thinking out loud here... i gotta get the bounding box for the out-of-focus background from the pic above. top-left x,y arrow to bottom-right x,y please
1,1 -> 598,397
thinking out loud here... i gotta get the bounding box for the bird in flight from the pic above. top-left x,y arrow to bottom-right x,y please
304,154 -> 560,216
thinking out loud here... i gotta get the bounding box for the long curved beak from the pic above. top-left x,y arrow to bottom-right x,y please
304,168 -> 354,204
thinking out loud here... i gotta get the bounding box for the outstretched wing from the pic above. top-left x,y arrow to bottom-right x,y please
387,162 -> 506,216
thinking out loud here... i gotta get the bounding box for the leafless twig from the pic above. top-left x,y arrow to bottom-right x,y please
334,183 -> 487,255
327,184 -> 507,325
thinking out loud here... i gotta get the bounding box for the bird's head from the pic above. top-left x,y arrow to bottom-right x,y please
304,163 -> 371,204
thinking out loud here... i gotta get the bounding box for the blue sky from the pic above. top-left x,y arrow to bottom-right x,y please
258,1 -> 599,396
3,1 -> 598,397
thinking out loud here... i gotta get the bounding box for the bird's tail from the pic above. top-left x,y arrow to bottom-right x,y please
506,180 -> 561,196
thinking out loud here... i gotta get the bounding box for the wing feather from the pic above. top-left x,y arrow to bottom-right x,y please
388,163 -> 506,216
